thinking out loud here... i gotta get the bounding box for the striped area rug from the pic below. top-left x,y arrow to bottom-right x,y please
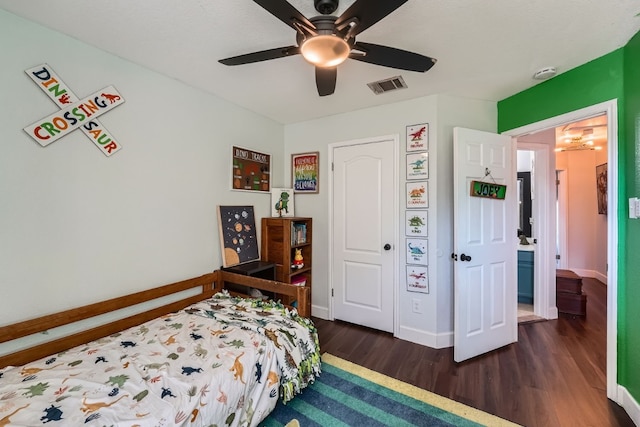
262,353 -> 519,427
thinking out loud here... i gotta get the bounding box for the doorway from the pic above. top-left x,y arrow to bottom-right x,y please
516,149 -> 536,321
505,99 -> 618,400
515,113 -> 608,322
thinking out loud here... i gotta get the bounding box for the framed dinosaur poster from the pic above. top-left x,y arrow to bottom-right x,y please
406,181 -> 428,209
405,210 -> 428,236
406,152 -> 429,180
270,188 -> 295,217
406,123 -> 429,152
231,146 -> 271,192
406,238 -> 428,265
406,265 -> 429,293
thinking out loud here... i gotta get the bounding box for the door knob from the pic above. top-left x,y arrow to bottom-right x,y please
460,254 -> 472,262
383,244 -> 391,250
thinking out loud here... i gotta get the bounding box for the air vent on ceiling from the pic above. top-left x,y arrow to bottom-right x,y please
367,75 -> 407,94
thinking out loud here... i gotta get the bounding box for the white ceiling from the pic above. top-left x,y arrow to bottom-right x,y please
1,1 -> 639,125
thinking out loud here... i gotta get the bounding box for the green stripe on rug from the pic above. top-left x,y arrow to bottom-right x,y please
263,353 -> 520,427
323,354 -> 519,427
320,363 -> 467,426
321,361 -> 477,426
285,397 -> 349,427
312,379 -> 417,426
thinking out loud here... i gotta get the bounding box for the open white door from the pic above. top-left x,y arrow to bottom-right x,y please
453,127 -> 518,362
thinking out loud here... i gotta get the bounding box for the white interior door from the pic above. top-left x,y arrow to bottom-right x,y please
453,127 -> 518,362
331,137 -> 397,333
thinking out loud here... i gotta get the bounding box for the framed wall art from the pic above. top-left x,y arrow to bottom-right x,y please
596,163 -> 607,215
292,151 -> 319,193
406,123 -> 429,152
406,152 -> 429,180
406,238 -> 428,265
231,146 -> 271,192
271,187 -> 295,217
406,265 -> 429,293
217,205 -> 259,267
406,181 -> 428,208
405,210 -> 428,236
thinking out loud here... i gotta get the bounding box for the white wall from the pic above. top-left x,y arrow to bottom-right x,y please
517,150 -> 534,172
1,8 -> 499,351
0,10 -> 284,328
284,94 -> 496,346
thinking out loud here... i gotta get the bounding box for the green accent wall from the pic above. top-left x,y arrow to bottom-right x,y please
622,31 -> 640,398
498,33 -> 640,401
498,49 -> 624,131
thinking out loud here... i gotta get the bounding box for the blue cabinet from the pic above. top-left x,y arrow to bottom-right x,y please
517,250 -> 534,304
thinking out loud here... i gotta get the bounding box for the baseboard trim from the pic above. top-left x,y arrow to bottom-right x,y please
546,306 -> 558,319
618,384 -> 640,425
311,304 -> 329,320
396,325 -> 453,349
569,268 -> 607,284
593,270 -> 607,284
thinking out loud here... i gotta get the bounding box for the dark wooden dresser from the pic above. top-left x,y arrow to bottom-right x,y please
556,269 -> 587,316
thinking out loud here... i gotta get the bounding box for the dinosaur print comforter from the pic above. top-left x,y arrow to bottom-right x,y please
0,291 -> 321,426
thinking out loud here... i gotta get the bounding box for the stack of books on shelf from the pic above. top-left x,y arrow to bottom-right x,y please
291,222 -> 307,245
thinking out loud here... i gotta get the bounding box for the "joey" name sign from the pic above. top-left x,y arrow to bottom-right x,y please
470,180 -> 507,200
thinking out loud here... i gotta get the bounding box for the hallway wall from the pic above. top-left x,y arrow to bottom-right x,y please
556,148 -> 608,281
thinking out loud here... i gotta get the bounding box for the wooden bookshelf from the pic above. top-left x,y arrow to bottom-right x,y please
261,217 -> 312,315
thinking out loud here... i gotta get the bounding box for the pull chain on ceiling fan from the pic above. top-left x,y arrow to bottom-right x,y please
219,0 -> 437,96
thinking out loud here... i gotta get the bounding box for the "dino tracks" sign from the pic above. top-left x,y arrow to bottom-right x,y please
24,64 -> 124,157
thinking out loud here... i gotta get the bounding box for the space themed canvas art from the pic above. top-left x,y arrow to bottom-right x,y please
217,205 -> 259,267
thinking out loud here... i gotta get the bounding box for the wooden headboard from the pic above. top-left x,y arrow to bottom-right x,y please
0,270 -> 310,368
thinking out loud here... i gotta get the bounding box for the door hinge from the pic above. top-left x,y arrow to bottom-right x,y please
331,288 -> 334,297
331,162 -> 334,172
556,254 -> 561,260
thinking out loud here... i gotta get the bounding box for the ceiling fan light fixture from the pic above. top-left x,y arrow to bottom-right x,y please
219,1 -> 436,96
300,35 -> 350,67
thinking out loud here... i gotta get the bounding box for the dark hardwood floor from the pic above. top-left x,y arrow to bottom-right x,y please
313,277 -> 635,427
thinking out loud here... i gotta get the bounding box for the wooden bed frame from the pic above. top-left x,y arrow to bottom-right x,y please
0,270 -> 310,369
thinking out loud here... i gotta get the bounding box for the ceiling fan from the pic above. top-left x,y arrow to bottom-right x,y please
218,0 -> 437,96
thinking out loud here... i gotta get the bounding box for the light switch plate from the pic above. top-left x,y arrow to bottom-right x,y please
629,198 -> 640,219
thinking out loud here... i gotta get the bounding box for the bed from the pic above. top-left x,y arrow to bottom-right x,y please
0,270 -> 320,426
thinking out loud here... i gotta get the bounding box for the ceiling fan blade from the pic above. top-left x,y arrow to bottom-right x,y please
315,67 -> 337,96
350,42 -> 436,72
253,0 -> 314,31
335,0 -> 408,36
219,46 -> 300,65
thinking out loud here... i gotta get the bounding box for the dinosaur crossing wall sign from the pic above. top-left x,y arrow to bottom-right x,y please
24,64 -> 124,156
